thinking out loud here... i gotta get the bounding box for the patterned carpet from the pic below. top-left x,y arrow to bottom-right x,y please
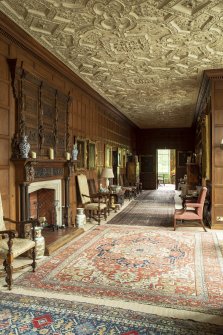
108,190 -> 175,226
137,190 -> 175,203
1,292 -> 222,334
14,226 -> 223,316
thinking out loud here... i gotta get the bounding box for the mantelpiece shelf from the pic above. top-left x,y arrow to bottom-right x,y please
11,158 -> 77,184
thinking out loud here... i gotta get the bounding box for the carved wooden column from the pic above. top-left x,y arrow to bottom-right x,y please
64,160 -> 74,227
19,183 -> 27,221
64,177 -> 69,227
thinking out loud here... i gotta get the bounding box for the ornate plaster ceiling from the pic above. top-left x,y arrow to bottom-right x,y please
0,0 -> 223,128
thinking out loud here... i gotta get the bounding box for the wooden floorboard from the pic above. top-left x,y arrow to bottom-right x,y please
42,226 -> 84,256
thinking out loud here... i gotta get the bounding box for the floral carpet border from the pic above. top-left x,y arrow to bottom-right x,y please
0,292 -> 223,335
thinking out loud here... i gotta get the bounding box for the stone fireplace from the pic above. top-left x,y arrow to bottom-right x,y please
12,158 -> 74,236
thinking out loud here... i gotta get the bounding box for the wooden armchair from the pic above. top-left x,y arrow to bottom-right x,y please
174,187 -> 207,232
119,174 -> 137,200
0,194 -> 38,290
77,174 -> 108,224
88,178 -> 110,216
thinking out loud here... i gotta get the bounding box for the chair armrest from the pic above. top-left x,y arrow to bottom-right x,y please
3,217 -> 39,240
0,230 -> 16,239
82,194 -> 90,199
96,193 -> 108,199
3,217 -> 39,225
186,203 -> 202,208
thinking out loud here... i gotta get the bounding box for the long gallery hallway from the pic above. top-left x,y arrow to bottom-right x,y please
1,188 -> 223,334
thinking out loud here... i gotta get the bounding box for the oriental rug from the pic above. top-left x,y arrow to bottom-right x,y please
14,226 -> 223,316
136,190 -> 175,203
108,190 -> 175,226
1,292 -> 222,335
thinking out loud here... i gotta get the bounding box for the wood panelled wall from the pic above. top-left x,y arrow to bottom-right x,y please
0,14 -> 136,223
136,128 -> 195,189
0,37 -> 12,219
195,69 -> 223,229
210,76 -> 223,229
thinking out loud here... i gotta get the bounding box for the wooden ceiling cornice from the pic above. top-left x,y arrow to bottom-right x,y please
194,68 -> 223,125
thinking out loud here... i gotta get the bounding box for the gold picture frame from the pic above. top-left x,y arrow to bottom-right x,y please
76,137 -> 87,169
118,147 -> 123,167
87,140 -> 96,170
122,148 -> 126,168
105,144 -> 112,168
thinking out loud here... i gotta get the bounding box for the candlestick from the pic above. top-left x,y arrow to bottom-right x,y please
66,152 -> 71,160
49,148 -> 54,160
31,151 -> 36,159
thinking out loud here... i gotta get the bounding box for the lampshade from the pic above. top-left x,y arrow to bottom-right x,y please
101,167 -> 114,179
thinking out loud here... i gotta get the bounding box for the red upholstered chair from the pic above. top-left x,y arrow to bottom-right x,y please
174,187 -> 207,232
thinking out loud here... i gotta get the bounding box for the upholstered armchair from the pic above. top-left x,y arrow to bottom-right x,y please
77,174 -> 108,224
88,178 -> 110,216
119,174 -> 137,200
0,194 -> 38,290
174,187 -> 207,232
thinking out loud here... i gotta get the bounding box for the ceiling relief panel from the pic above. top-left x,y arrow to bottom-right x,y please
1,0 -> 223,128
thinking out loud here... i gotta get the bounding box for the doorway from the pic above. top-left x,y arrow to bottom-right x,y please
157,149 -> 176,189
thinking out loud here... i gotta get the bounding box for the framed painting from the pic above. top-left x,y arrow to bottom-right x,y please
122,148 -> 126,168
178,151 -> 192,168
88,140 -> 96,169
118,147 -> 123,167
76,137 -> 87,169
105,144 -> 112,168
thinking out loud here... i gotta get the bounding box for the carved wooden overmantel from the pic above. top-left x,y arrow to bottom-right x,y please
7,59 -> 74,231
8,58 -> 71,159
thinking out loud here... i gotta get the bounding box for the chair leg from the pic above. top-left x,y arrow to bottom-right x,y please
200,219 -> 207,232
104,208 -> 107,221
4,257 -> 13,290
174,218 -> 176,231
31,246 -> 36,272
88,210 -> 92,222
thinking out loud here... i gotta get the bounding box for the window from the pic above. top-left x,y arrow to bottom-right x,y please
158,149 -> 170,174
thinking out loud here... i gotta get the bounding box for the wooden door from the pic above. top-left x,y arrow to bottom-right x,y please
140,155 -> 156,190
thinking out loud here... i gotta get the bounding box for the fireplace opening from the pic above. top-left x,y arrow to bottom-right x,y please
28,180 -> 62,228
30,188 -> 59,229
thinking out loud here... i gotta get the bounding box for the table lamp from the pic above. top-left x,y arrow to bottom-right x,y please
101,167 -> 114,189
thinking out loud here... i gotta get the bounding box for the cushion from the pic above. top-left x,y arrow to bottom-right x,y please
0,238 -> 35,258
0,193 -> 6,231
175,210 -> 199,220
85,203 -> 107,210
